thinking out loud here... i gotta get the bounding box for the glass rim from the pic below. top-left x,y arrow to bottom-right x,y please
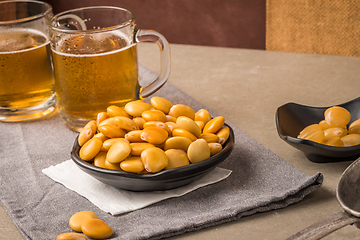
0,0 -> 53,25
50,6 -> 136,34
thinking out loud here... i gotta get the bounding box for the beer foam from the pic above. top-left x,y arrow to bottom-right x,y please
52,30 -> 134,57
0,28 -> 49,54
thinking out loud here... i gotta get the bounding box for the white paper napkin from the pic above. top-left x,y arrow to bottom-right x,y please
42,160 -> 232,215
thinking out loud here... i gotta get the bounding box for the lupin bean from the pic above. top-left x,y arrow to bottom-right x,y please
106,139 -> 131,163
69,211 -> 98,232
298,124 -> 322,139
98,124 -> 126,138
81,219 -> 113,239
124,100 -> 152,117
165,122 -> 178,132
299,128 -> 325,143
79,138 -> 102,161
199,133 -> 220,143
172,128 -> 197,142
165,149 -> 190,169
165,115 -> 177,123
203,116 -> 225,134
141,147 -> 168,173
298,124 -> 324,143
125,130 -> 144,142
323,127 -> 347,139
187,139 -> 211,163
92,132 -> 109,143
195,109 -> 212,125
208,142 -> 223,156
97,117 -> 115,127
133,117 -> 146,129
322,137 -> 344,147
150,96 -> 173,114
195,120 -> 205,131
142,109 -> 167,122
130,142 -> 156,155
93,152 -> 107,168
341,134 -> 360,147
120,156 -> 145,173
104,160 -> 121,171
96,112 -> 108,127
324,106 -> 351,128
164,136 -> 192,152
216,126 -> 230,145
143,121 -> 171,135
349,119 -> 360,134
107,105 -> 130,118
140,127 -> 168,145
168,104 -> 195,120
78,120 -> 97,146
56,232 -> 87,240
114,116 -> 138,131
102,138 -> 127,151
319,119 -> 341,131
176,116 -> 201,137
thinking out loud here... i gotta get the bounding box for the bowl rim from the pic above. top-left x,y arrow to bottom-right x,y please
71,123 -> 235,179
276,97 -> 360,152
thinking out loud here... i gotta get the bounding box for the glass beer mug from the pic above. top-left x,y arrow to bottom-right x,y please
49,6 -> 171,131
0,0 -> 56,122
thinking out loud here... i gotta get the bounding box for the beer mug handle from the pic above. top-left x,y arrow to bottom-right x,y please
55,14 -> 87,30
135,29 -> 171,98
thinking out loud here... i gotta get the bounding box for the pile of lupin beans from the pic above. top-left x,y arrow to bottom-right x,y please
57,211 -> 112,239
78,96 -> 230,173
297,106 -> 360,147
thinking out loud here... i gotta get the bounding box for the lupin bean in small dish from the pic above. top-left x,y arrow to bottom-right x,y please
71,96 -> 235,191
297,106 -> 360,147
276,97 -> 360,163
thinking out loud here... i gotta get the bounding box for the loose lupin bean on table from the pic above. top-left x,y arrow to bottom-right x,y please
78,97 -> 230,174
57,211 -> 113,240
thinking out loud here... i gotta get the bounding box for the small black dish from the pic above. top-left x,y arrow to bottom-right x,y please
276,97 -> 360,163
71,123 -> 235,191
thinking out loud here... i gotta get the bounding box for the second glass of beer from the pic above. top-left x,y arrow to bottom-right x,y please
0,0 -> 55,122
49,6 -> 170,131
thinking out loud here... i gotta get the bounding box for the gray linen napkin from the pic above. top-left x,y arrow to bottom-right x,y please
0,66 -> 323,240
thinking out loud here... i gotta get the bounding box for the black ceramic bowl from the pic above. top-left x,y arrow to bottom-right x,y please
71,123 -> 235,191
276,97 -> 360,163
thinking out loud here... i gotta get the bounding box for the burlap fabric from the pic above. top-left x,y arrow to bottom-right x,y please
266,0 -> 360,57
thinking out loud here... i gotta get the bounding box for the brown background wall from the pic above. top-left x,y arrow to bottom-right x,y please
44,0 -> 266,49
2,0 -> 359,56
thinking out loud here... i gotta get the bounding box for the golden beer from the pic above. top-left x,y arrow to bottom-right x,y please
52,33 -> 140,123
0,29 -> 54,109
50,6 -> 170,131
